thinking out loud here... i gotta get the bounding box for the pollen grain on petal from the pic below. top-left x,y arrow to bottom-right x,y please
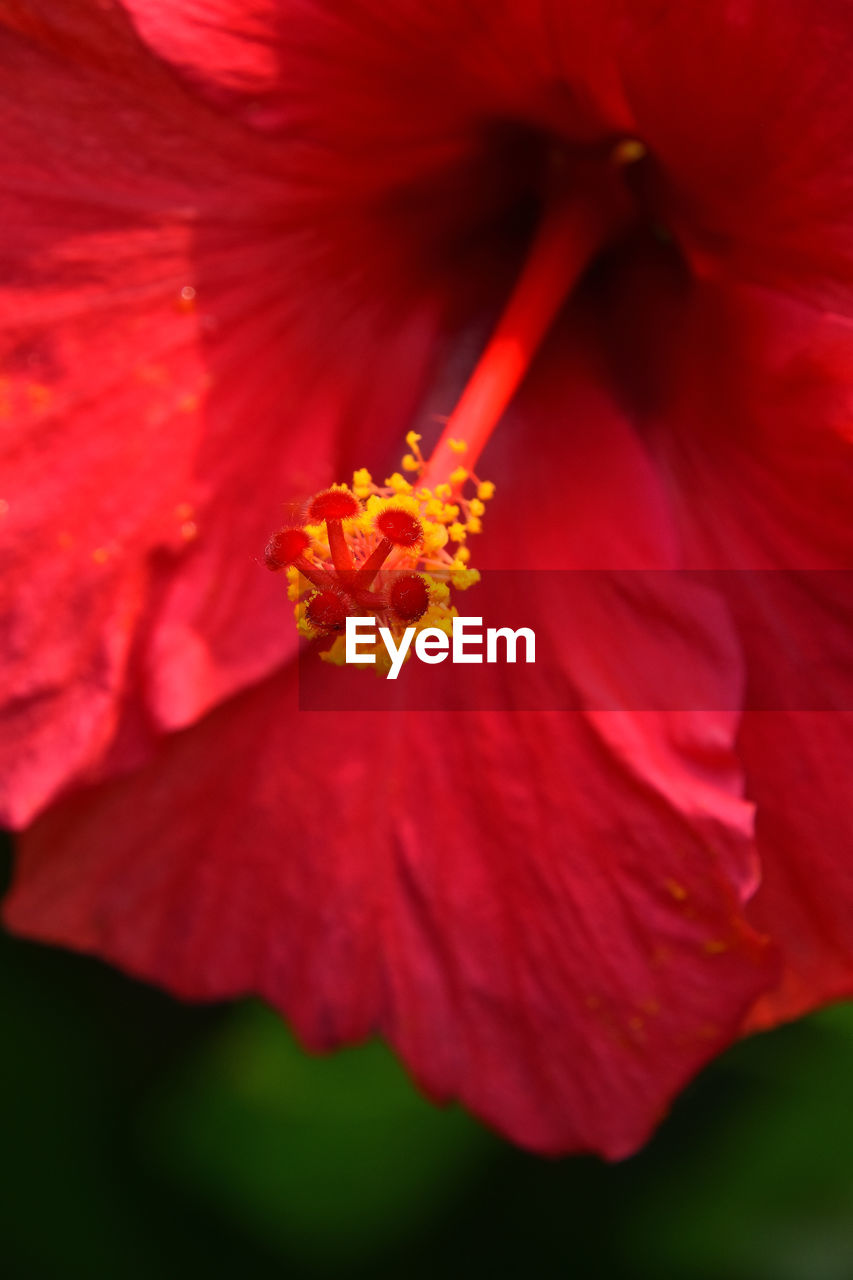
612,138 -> 648,166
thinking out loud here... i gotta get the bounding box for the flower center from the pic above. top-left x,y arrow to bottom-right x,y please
266,142 -> 640,671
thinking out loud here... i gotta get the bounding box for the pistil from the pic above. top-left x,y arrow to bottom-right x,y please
420,182 -> 627,490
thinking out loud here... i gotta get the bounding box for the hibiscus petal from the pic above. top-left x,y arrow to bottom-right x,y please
121,0 -> 631,138
4,664 -> 775,1158
740,713 -> 853,1029
0,3 -> 442,824
642,278 -> 853,1028
4,338 -> 776,1156
619,0 -> 853,309
123,0 -> 853,314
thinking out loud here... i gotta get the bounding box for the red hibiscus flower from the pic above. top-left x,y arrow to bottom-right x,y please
2,0 -> 853,1157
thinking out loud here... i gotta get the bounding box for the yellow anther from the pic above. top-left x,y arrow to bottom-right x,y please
612,138 -> 647,166
385,472 -> 413,495
425,576 -> 450,604
352,466 -> 373,497
448,438 -> 468,454
321,636 -> 348,666
423,522 -> 449,553
387,493 -> 420,515
477,481 -> 495,500
274,435 -> 494,676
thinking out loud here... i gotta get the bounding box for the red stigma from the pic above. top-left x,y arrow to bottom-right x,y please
308,488 -> 360,522
375,508 -> 423,547
390,574 -> 429,621
265,527 -> 310,569
305,589 -> 350,632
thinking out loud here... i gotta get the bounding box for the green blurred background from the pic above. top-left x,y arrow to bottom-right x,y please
3,830 -> 853,1280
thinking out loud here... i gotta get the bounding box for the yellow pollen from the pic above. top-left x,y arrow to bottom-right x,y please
352,466 -> 373,498
449,466 -> 468,486
385,472 -> 413,495
477,481 -> 495,500
425,576 -> 450,604
448,438 -> 467,454
274,435 -> 493,666
612,138 -> 647,166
